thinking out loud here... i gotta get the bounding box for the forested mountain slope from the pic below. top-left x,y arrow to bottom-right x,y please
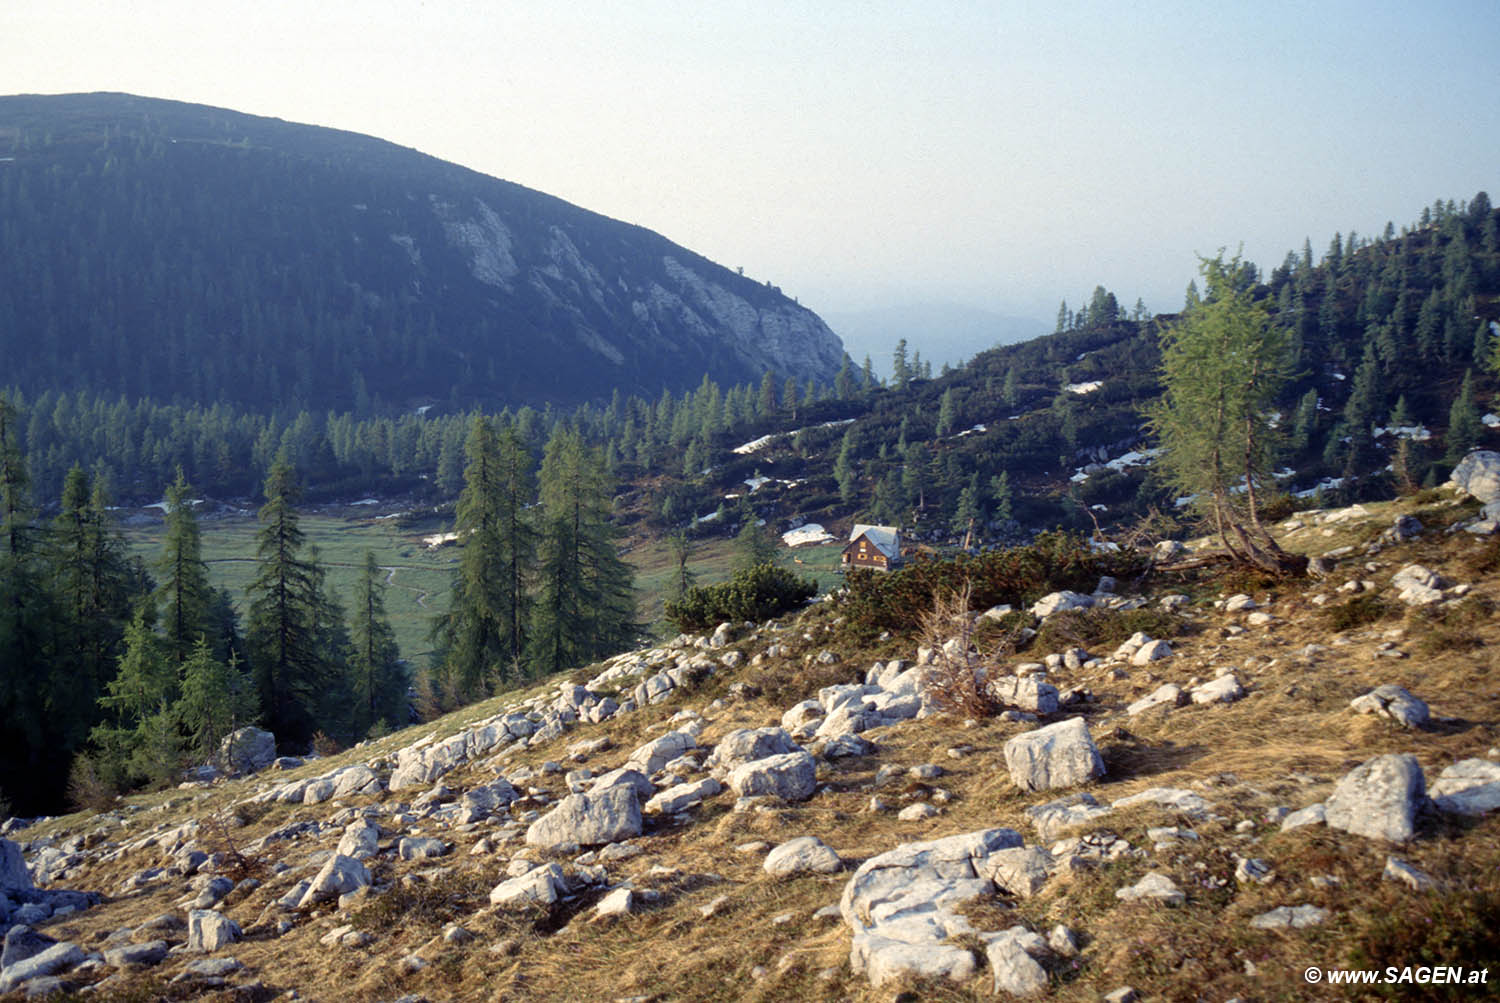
0,93 -> 844,412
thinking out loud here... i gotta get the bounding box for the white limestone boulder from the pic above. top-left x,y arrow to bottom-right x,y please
1324,753 -> 1425,842
526,785 -> 642,849
1003,718 -> 1104,792
726,750 -> 817,801
763,836 -> 843,877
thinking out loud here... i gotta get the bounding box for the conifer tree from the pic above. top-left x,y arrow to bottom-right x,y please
757,372 -> 777,416
666,531 -> 696,600
154,469 -> 212,665
892,339 -> 912,390
834,428 -> 858,504
349,551 -> 406,735
245,459 -> 338,748
1446,369 -> 1484,464
732,496 -> 778,571
93,608 -> 181,788
936,388 -> 957,436
436,417 -> 537,696
51,466 -> 134,709
527,427 -> 638,677
990,471 -> 1014,523
1147,252 -> 1298,571
177,640 -> 256,760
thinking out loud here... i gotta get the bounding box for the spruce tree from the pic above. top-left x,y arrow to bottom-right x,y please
348,551 -> 406,735
436,416 -> 536,696
245,459 -> 337,749
1446,370 -> 1484,464
732,496 -> 778,571
177,640 -> 256,761
527,427 -> 638,677
667,531 -> 697,600
154,469 -> 212,665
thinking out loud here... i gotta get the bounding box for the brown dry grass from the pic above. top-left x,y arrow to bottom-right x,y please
18,491 -> 1500,1002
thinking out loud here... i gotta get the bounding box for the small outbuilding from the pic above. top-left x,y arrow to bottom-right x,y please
841,524 -> 902,571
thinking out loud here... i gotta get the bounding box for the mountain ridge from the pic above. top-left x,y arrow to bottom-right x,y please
0,92 -> 845,411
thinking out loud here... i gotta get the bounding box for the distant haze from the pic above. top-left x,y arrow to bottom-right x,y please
823,304 -> 1048,378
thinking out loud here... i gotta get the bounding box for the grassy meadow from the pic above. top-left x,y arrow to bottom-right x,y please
123,507 -> 849,669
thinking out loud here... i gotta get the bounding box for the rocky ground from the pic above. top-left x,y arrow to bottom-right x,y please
3,482 -> 1500,1002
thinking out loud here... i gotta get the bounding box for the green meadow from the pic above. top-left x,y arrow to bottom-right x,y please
124,510 -> 847,669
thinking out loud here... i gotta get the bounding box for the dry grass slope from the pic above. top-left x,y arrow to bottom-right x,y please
11,491 -> 1500,1002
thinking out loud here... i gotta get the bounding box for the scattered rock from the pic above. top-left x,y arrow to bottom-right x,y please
1429,759 -> 1500,815
986,928 -> 1049,995
1349,685 -> 1429,728
296,854 -> 371,907
982,846 -> 1053,899
219,726 -> 276,775
489,862 -> 568,908
726,751 -> 817,802
186,909 -> 242,952
1115,872 -> 1184,906
594,887 -> 637,917
1248,904 -> 1329,930
1190,674 -> 1245,704
1324,753 -> 1425,842
1030,591 -> 1094,617
763,836 -> 843,877
0,942 -> 85,994
1127,683 -> 1183,716
526,785 -> 643,849
1003,717 -> 1104,792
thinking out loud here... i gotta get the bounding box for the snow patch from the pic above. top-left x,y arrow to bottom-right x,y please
782,523 -> 834,548
1066,381 -> 1103,395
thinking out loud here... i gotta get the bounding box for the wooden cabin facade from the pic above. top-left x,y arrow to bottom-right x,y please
841,524 -> 901,571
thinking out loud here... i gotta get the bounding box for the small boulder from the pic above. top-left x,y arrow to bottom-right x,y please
1248,904 -> 1329,930
982,846 -> 1053,899
186,909 -> 241,952
1428,759 -> 1500,815
1127,683 -> 1183,716
296,854 -> 371,907
0,838 -> 34,892
1324,753 -> 1425,842
526,785 -> 643,849
1349,685 -> 1429,729
763,836 -> 842,877
986,929 -> 1049,996
1115,872 -> 1184,906
0,942 -> 85,993
1449,450 -> 1500,504
219,726 -> 276,775
1130,639 -> 1173,665
1030,591 -> 1094,618
489,862 -> 568,908
1003,718 -> 1104,792
727,750 -> 818,802
335,819 -> 380,859
398,837 -> 450,861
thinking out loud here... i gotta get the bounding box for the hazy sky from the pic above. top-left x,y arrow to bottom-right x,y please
7,1 -> 1499,323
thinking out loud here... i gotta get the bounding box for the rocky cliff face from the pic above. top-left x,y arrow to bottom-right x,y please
0,93 -> 845,410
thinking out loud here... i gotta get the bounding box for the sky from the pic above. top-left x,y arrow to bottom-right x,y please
7,1 -> 1500,326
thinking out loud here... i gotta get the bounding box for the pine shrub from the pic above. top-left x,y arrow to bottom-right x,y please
663,563 -> 817,632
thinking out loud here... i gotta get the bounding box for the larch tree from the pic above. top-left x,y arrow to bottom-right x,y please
1147,251 -> 1301,573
